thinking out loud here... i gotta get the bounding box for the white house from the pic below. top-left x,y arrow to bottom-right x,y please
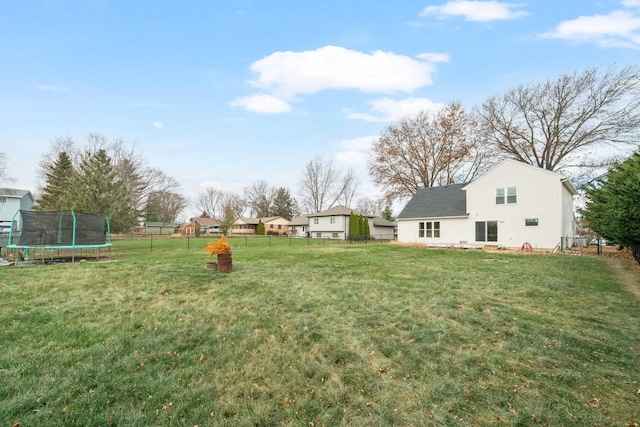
396,160 -> 578,250
0,188 -> 35,233
307,205 -> 396,240
288,214 -> 311,237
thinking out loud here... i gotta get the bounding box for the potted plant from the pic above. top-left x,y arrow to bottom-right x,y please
204,236 -> 233,273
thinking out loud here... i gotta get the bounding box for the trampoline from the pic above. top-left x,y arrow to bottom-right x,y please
7,210 -> 112,263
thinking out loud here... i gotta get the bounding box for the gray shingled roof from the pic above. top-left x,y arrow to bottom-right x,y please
397,183 -> 468,219
308,205 -> 362,217
0,188 -> 31,198
288,214 -> 310,226
372,217 -> 395,227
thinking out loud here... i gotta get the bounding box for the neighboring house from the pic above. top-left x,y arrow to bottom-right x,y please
307,205 -> 396,240
396,159 -> 578,250
178,223 -> 196,236
143,221 -> 176,235
232,216 -> 290,235
288,214 -> 311,237
190,217 -> 221,234
0,188 -> 35,233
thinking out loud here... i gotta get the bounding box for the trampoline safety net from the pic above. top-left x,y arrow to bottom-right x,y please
14,210 -> 108,246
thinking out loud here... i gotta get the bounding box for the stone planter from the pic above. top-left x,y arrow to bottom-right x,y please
217,253 -> 233,273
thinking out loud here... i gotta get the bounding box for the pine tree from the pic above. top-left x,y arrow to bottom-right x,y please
272,187 -> 298,220
36,151 -> 76,211
75,149 -> 137,233
382,205 -> 395,222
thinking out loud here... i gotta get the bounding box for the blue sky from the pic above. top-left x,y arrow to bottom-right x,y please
1,0 -> 639,215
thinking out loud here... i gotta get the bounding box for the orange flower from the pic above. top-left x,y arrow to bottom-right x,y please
204,236 -> 232,257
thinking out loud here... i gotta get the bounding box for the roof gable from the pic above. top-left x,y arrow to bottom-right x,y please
463,159 -> 578,195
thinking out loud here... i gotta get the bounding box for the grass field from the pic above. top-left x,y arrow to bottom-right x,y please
1,237 -> 639,426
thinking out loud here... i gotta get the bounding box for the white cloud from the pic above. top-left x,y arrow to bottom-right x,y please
337,135 -> 377,151
420,1 -> 528,22
542,10 -> 640,48
623,0 -> 640,7
230,94 -> 292,114
345,97 -> 445,122
335,150 -> 369,166
153,121 -> 164,129
35,84 -> 69,92
334,136 -> 377,166
247,45 -> 449,98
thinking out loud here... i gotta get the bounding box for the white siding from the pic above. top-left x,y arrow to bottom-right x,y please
397,217 -> 470,246
397,160 -> 576,250
309,215 -> 349,238
464,160 -> 569,249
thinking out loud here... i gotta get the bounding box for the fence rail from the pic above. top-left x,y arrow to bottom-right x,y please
109,233 -> 395,251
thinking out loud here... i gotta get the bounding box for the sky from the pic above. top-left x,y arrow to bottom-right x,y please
1,0 -> 639,217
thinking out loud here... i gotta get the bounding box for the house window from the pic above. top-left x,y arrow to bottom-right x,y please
476,221 -> 498,242
278,224 -> 282,229
330,216 -> 336,224
427,222 -> 440,237
525,218 -> 539,227
496,187 -> 517,204
332,232 -> 338,238
0,197 -> 6,203
316,232 -> 322,238
313,218 -> 319,225
270,224 -> 274,229
419,221 -> 440,238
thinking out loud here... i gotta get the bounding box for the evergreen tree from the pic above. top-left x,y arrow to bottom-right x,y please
363,216 -> 371,240
256,219 -> 265,235
75,149 -> 137,233
583,151 -> 640,264
272,187 -> 298,220
357,214 -> 365,239
35,151 -> 76,211
349,212 -> 357,240
382,205 -> 395,222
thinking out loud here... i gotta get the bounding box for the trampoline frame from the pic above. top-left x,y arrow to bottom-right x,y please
7,210 -> 112,263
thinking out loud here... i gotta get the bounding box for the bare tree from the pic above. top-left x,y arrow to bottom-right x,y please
221,192 -> 246,218
355,197 -> 387,217
197,187 -> 224,218
478,66 -> 640,180
334,167 -> 359,207
298,157 -> 359,212
0,152 -> 9,183
369,102 -> 490,200
244,180 -> 277,217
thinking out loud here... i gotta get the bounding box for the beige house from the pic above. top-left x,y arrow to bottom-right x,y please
233,216 -> 290,235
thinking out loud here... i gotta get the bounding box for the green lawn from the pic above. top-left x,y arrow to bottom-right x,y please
1,238 -> 639,426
